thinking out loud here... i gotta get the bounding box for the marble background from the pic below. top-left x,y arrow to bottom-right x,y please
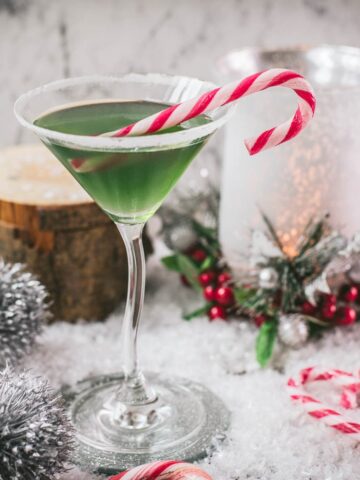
1,0 -> 360,148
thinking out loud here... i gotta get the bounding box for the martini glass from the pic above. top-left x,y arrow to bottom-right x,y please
14,74 -> 234,474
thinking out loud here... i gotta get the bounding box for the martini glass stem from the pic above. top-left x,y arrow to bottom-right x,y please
115,222 -> 156,410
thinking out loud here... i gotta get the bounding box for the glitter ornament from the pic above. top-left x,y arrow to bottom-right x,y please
258,267 -> 279,289
164,221 -> 197,252
278,314 -> 309,349
0,366 -> 73,479
0,260 -> 49,366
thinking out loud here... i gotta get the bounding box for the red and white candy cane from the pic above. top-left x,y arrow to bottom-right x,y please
106,68 -> 316,156
109,460 -> 212,480
288,366 -> 360,441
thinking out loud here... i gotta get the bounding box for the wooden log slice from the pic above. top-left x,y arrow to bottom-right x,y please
0,144 -> 152,322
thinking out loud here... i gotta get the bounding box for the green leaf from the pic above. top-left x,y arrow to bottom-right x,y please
199,256 -> 215,272
256,320 -> 277,367
191,220 -> 217,243
234,286 -> 257,304
161,255 -> 182,272
183,304 -> 210,321
177,254 -> 202,292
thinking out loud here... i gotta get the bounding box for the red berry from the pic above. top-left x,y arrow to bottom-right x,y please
254,314 -> 266,328
321,293 -> 337,305
340,285 -> 359,303
321,303 -> 337,320
191,249 -> 207,263
198,270 -> 216,287
180,274 -> 190,288
214,286 -> 234,306
208,305 -> 227,321
217,272 -> 231,285
336,306 -> 357,326
301,301 -> 317,315
203,285 -> 216,301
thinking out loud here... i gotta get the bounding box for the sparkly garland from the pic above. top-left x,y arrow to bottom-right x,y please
160,195 -> 360,367
0,260 -> 50,367
0,261 -> 73,477
0,366 -> 73,479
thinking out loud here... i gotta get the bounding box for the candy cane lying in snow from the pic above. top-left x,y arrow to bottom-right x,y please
105,68 -> 316,156
288,366 -> 360,441
109,460 -> 213,480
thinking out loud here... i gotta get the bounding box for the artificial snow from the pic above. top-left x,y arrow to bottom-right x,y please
26,248 -> 360,480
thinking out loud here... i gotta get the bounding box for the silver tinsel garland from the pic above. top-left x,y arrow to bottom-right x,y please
0,366 -> 73,479
0,260 -> 49,366
278,314 -> 309,349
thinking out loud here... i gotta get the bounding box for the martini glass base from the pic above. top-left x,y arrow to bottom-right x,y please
62,372 -> 230,475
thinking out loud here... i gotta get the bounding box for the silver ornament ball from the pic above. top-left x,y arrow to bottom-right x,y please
0,260 -> 49,366
259,267 -> 279,289
164,221 -> 197,251
278,314 -> 309,349
0,366 -> 73,479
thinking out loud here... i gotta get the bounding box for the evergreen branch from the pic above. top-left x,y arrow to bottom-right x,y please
298,216 -> 329,256
260,210 -> 286,254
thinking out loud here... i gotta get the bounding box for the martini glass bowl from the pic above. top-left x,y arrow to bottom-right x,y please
14,74 -> 233,474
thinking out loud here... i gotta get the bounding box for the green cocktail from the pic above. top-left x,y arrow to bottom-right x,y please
14,74 -> 233,473
35,101 -> 210,223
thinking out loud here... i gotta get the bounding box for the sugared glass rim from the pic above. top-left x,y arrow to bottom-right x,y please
14,73 -> 235,152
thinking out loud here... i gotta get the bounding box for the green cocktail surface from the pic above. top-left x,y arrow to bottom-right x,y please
35,101 -> 211,223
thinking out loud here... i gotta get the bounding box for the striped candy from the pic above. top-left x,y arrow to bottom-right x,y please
109,461 -> 213,480
288,367 -> 360,441
106,68 -> 316,156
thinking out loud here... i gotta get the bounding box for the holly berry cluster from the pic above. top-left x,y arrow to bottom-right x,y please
303,285 -> 358,326
188,248 -> 234,320
178,245 -> 359,327
162,219 -> 239,322
162,215 -> 360,366
251,287 -> 359,332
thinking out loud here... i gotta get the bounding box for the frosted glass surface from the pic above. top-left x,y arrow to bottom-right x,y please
219,47 -> 360,271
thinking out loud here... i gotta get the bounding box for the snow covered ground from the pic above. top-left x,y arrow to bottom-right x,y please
27,252 -> 360,479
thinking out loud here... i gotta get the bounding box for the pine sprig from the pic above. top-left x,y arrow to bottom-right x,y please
257,215 -> 345,313
260,211 -> 285,253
